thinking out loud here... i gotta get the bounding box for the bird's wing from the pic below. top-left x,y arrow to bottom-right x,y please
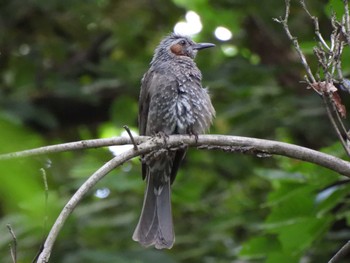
139,71 -> 152,136
139,69 -> 180,135
139,70 -> 184,181
139,71 -> 151,180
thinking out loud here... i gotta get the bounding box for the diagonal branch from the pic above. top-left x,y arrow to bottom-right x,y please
329,240 -> 350,263
0,134 -> 347,262
28,134 -> 350,262
35,154 -> 137,262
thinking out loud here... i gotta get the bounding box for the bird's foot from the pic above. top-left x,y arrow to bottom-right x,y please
187,129 -> 199,144
155,131 -> 169,146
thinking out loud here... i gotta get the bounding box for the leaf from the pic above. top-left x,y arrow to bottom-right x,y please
270,217 -> 332,255
240,236 -> 280,259
264,185 -> 315,214
316,183 -> 350,215
266,252 -> 300,263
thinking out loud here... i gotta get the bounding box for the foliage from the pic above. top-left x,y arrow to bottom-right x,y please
1,0 -> 350,262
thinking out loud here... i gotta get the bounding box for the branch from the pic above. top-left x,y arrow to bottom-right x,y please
123,125 -> 138,150
275,0 -> 350,157
329,240 -> 350,262
0,135 -> 344,262
300,0 -> 331,51
36,155 -> 128,262
1,135 -> 350,177
35,136 -> 177,262
7,224 -> 17,263
322,94 -> 350,156
0,137 -> 132,160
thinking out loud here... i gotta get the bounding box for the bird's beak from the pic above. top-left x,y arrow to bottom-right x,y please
193,43 -> 215,50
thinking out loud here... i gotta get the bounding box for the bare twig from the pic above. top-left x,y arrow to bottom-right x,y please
332,94 -> 350,138
273,0 -> 316,85
342,0 -> 350,44
7,224 -> 17,263
276,0 -> 350,156
30,169 -> 50,263
300,0 -> 331,51
322,95 -> 350,156
329,240 -> 350,262
123,125 -> 138,150
40,168 -> 49,232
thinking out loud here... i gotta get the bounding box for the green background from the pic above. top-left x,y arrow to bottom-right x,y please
0,0 -> 350,262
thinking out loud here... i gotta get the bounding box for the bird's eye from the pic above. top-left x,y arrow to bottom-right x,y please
179,40 -> 186,46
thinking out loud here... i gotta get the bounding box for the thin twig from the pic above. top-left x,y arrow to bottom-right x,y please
277,0 -> 350,157
7,224 -> 17,263
30,169 -> 49,263
300,0 -> 331,51
335,41 -> 345,88
123,125 -> 138,150
40,168 -> 49,232
345,0 -> 350,30
329,240 -> 350,262
333,96 -> 350,139
273,0 -> 316,84
343,0 -> 350,45
322,95 -> 350,156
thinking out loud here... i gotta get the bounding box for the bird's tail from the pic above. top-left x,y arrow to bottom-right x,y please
132,170 -> 174,249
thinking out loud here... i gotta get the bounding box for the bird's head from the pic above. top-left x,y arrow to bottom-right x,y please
151,33 -> 215,64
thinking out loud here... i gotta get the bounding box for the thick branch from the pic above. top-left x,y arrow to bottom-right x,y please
1,135 -> 349,177
0,137 -> 132,160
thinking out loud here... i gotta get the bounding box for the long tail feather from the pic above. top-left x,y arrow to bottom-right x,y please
132,170 -> 174,249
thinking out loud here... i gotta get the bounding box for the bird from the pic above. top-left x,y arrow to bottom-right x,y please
132,33 -> 215,249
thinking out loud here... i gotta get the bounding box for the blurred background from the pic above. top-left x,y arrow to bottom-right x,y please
1,0 -> 350,262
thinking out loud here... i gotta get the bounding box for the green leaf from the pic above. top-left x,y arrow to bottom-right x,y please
264,185 -> 315,218
316,183 -> 350,216
266,252 -> 300,263
271,217 -> 331,255
240,236 -> 280,259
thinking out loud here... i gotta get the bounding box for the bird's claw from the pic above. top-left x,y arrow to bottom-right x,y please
155,131 -> 169,146
188,130 -> 199,144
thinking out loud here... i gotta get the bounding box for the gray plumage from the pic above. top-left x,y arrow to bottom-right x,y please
132,33 -> 215,249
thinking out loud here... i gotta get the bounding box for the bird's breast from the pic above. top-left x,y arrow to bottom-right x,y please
147,64 -> 213,135
174,90 -> 196,133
